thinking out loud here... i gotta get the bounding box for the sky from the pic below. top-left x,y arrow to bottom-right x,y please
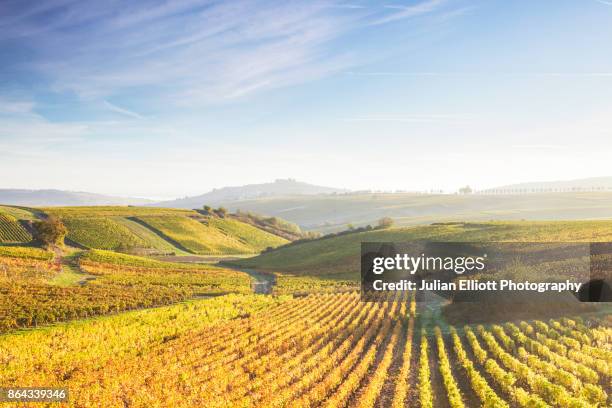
1,0 -> 612,199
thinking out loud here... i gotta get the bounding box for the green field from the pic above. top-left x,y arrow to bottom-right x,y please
231,220 -> 612,278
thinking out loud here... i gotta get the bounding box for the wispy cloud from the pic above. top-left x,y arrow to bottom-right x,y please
0,1 -> 461,108
595,0 -> 612,6
103,101 -> 144,119
370,0 -> 447,26
1,1 -> 363,105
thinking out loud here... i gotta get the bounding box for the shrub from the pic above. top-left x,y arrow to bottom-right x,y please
377,217 -> 394,229
33,216 -> 67,247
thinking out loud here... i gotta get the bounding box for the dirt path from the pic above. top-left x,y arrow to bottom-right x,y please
50,249 -> 96,286
218,264 -> 277,294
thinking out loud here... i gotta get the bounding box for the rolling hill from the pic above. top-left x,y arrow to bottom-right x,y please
0,189 -> 153,206
152,178 -> 348,208
1,206 -> 289,256
230,220 -> 612,278
210,191 -> 612,233
134,215 -> 287,255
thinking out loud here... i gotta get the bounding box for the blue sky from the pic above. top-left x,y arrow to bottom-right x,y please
1,0 -> 612,199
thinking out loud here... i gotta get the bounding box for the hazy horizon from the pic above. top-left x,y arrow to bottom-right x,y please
2,0 -> 612,198
4,175 -> 612,202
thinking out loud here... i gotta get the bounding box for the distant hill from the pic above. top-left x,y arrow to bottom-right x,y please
480,176 -> 612,194
152,179 -> 348,208
0,189 -> 153,206
202,191 -> 612,233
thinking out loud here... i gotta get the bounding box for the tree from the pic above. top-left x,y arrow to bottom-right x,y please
378,217 -> 394,229
216,207 -> 228,218
202,205 -> 212,214
459,185 -> 473,194
33,216 -> 67,248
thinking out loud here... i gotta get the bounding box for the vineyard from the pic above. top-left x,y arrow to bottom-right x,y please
233,220 -> 612,278
1,217 -> 611,407
0,291 -> 609,407
24,206 -> 291,255
135,215 -> 269,254
63,217 -> 150,250
0,213 -> 31,243
0,249 -> 251,333
206,216 -> 289,251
